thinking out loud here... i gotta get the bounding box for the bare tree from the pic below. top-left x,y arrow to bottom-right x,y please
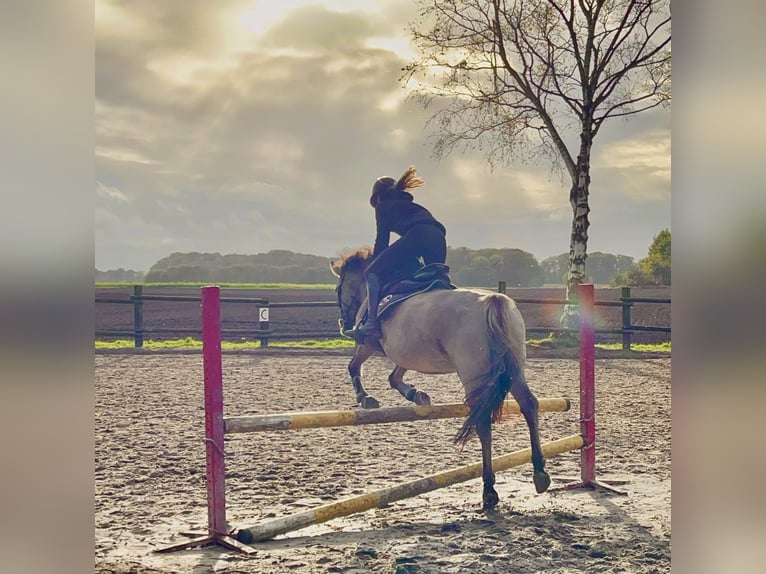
404,0 -> 671,318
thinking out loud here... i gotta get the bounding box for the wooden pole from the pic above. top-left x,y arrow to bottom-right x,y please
133,285 -> 143,348
224,398 -> 571,433
621,286 -> 632,351
235,434 -> 584,544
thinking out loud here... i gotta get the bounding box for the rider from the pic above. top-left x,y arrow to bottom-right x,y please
352,166 -> 447,341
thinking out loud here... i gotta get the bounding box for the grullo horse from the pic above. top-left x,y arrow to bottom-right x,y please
331,247 -> 550,510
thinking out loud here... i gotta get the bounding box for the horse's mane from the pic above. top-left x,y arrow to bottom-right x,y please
331,246 -> 372,276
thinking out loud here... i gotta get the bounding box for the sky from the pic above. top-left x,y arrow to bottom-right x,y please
95,0 -> 671,272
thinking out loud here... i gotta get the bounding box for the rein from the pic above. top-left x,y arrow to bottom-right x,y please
336,272 -> 363,331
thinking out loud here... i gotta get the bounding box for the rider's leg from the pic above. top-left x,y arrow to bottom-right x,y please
354,272 -> 381,339
351,242 -> 407,341
410,223 -> 447,266
351,227 -> 444,341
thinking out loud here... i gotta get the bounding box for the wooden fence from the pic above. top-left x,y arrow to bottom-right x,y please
95,284 -> 670,351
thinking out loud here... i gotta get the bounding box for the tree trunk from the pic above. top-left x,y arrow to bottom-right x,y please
561,127 -> 592,329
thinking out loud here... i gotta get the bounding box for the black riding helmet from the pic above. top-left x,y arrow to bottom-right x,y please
370,176 -> 397,207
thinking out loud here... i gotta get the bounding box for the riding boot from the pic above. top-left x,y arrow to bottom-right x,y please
354,273 -> 382,341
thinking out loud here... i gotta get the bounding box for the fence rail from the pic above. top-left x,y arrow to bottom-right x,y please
95,284 -> 670,351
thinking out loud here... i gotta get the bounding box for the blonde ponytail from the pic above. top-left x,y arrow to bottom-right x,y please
394,166 -> 425,194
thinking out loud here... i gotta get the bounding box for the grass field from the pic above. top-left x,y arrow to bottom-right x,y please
96,282 -> 337,289
95,337 -> 670,353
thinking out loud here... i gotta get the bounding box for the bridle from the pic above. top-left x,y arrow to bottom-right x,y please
335,270 -> 363,333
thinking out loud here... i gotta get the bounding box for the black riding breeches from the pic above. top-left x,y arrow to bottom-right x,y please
365,223 -> 447,286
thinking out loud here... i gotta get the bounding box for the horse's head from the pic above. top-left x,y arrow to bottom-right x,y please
329,247 -> 372,333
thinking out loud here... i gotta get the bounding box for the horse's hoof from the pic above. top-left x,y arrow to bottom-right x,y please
359,396 -> 380,409
534,471 -> 551,494
414,391 -> 431,406
482,490 -> 499,510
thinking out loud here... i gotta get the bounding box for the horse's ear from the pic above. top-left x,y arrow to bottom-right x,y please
329,260 -> 341,277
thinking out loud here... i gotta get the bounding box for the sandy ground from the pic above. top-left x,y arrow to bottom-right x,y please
95,353 -> 670,573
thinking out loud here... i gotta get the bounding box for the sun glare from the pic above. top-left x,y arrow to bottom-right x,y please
236,0 -> 305,36
599,136 -> 671,181
145,54 -> 241,88
95,0 -> 147,38
235,0 -> 373,36
365,36 -> 415,60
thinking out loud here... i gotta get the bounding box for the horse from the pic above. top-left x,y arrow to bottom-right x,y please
330,247 -> 551,510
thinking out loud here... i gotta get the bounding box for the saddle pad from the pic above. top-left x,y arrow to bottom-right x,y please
377,279 -> 456,318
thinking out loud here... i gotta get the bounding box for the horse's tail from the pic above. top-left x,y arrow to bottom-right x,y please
454,294 -> 525,445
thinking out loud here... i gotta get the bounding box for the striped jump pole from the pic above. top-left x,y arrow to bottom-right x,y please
235,434 -> 584,544
224,398 -> 571,433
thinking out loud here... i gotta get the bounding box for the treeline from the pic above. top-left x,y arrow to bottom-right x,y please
95,268 -> 145,283
609,229 -> 671,286
141,248 -> 551,287
99,231 -> 669,287
447,247 -> 545,287
539,252 -> 637,285
144,248 -> 551,286
539,230 -> 670,286
134,247 -> 638,287
144,250 -> 333,284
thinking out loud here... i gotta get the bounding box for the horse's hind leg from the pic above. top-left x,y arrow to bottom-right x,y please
476,413 -> 499,510
388,367 -> 431,406
348,344 -> 380,409
509,373 -> 551,493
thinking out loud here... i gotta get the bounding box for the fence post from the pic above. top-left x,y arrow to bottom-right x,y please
497,281 -> 506,294
620,287 -> 632,352
259,302 -> 270,348
133,285 -> 144,348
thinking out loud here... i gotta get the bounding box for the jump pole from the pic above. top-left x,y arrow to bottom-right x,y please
224,398 -> 571,433
235,433 -> 584,544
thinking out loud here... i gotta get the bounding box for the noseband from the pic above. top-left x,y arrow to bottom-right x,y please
336,272 -> 363,332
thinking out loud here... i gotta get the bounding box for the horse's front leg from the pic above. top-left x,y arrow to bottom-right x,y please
476,413 -> 498,510
509,373 -> 551,494
388,366 -> 431,406
348,343 -> 380,409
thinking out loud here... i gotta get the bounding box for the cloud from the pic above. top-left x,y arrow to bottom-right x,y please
258,5 -> 374,51
593,130 -> 671,202
95,0 -> 671,270
96,181 -> 131,203
442,157 -> 569,220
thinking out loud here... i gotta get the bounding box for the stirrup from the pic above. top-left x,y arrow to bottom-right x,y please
351,320 -> 381,343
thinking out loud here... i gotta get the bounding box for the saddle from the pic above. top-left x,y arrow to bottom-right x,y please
374,263 -> 457,319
